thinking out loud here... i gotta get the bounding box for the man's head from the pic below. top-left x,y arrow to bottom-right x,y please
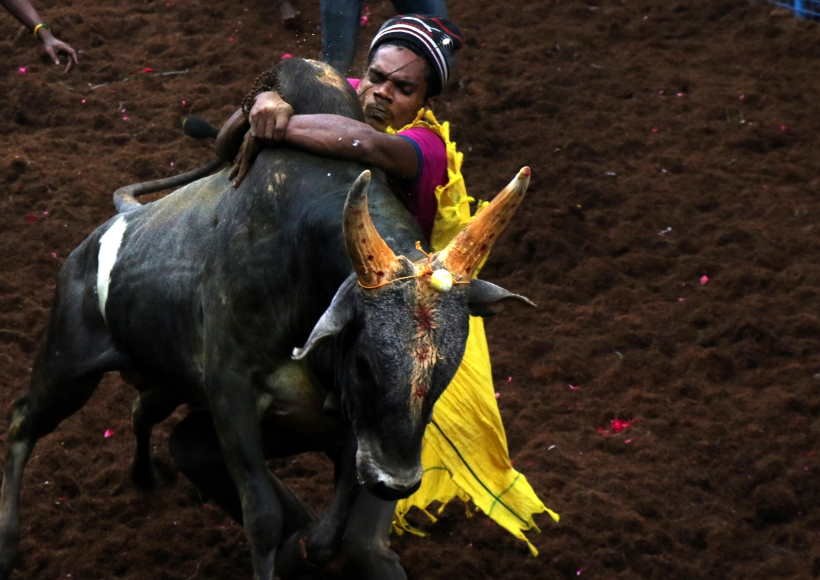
357,15 -> 463,132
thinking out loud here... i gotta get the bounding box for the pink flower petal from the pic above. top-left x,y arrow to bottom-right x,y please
103,429 -> 115,439
699,274 -> 710,285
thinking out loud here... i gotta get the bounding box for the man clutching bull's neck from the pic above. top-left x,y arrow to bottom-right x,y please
216,14 -> 550,552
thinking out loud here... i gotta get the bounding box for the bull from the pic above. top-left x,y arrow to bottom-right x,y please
0,58 -> 532,580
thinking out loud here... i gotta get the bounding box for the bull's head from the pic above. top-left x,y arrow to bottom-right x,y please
292,168 -> 533,500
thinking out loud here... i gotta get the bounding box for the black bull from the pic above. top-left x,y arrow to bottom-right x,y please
0,58 -> 532,580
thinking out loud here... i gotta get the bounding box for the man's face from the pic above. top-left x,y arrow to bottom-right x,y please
357,45 -> 430,132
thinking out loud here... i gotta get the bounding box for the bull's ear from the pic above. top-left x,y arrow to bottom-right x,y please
468,279 -> 536,317
292,276 -> 357,360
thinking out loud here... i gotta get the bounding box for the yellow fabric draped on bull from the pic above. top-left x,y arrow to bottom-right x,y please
389,109 -> 560,556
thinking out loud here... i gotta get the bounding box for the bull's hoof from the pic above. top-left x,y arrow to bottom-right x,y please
275,533 -> 328,580
339,540 -> 406,580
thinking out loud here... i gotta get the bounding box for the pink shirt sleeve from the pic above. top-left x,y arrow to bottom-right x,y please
396,126 -> 447,240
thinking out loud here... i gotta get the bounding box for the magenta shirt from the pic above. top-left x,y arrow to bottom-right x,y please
348,78 -> 447,240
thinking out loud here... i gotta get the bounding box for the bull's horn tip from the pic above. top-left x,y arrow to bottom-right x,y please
520,166 -> 531,177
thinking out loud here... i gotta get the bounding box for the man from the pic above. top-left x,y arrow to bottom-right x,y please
2,0 -> 78,71
230,14 -> 557,553
321,0 -> 448,75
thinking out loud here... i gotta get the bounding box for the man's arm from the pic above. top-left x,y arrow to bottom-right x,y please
281,114 -> 419,179
2,0 -> 78,71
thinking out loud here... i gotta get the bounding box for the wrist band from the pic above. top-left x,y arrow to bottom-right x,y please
32,23 -> 49,38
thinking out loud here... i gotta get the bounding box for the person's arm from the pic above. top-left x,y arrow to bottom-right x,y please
233,90 -> 419,186
2,0 -> 78,71
281,113 -> 419,179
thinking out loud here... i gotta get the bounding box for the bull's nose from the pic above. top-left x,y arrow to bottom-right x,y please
370,478 -> 421,501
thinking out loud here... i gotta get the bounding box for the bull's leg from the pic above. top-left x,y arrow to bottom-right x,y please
130,388 -> 181,489
205,383 -> 288,580
337,491 -> 406,580
0,266 -> 125,578
276,434 -> 359,577
170,407 -> 317,575
170,409 -> 243,521
0,341 -> 120,577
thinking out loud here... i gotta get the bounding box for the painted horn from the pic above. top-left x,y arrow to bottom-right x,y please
343,170 -> 401,287
438,166 -> 531,280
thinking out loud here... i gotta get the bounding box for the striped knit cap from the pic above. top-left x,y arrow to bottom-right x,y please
369,15 -> 464,96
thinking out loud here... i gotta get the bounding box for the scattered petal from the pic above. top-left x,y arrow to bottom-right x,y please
699,274 -> 710,286
494,391 -> 501,399
568,384 -> 582,391
17,66 -> 28,75
280,52 -> 294,60
506,376 -> 513,383
141,67 -> 154,73
50,251 -> 59,260
360,4 -> 371,27
103,428 -> 115,439
597,417 -> 637,436
610,418 -> 634,432
80,98 -> 87,104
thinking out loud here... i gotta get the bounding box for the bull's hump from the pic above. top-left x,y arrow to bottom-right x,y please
97,214 -> 128,322
303,59 -> 349,92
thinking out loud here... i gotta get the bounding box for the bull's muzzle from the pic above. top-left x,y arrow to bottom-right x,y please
355,440 -> 422,500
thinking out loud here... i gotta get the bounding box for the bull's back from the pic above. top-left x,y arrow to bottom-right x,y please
97,169 -> 231,374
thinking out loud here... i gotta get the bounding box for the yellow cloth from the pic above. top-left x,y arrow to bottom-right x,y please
390,109 -> 559,556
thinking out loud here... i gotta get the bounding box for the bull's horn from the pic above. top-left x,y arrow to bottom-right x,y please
438,166 -> 531,280
343,170 -> 401,287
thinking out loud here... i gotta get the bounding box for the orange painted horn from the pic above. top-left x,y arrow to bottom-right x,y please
438,167 -> 531,280
343,170 -> 401,287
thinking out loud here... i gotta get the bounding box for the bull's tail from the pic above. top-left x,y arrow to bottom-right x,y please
114,110 -> 249,213
113,157 -> 226,213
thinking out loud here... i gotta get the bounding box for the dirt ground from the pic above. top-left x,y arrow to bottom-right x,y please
1,0 -> 819,578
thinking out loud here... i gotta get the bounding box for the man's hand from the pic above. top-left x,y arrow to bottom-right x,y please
249,91 -> 294,141
229,131 -> 260,188
40,31 -> 78,72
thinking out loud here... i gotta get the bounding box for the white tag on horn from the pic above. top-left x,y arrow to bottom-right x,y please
429,268 -> 454,292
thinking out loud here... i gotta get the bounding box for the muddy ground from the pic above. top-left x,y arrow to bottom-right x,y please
1,0 -> 819,578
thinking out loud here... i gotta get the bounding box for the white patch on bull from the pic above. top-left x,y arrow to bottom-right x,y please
97,214 -> 128,322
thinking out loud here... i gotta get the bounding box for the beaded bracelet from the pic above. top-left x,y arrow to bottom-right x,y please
32,23 -> 50,38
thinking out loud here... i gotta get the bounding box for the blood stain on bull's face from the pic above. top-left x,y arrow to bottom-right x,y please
343,272 -> 470,500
